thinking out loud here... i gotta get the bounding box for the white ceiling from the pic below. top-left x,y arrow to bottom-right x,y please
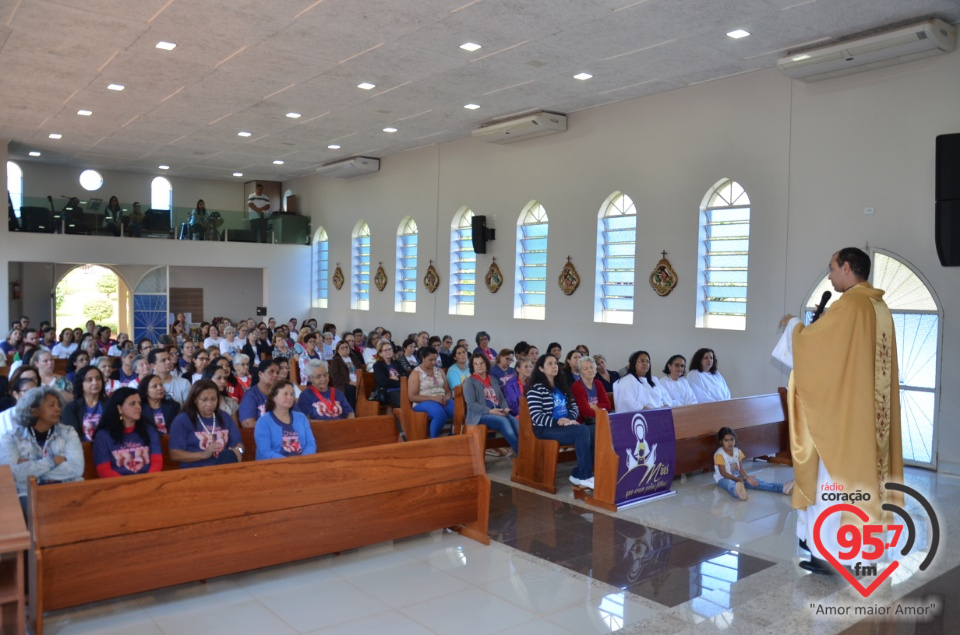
3,0 -> 959,182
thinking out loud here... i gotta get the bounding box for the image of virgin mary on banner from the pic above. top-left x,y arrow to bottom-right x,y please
610,409 -> 677,507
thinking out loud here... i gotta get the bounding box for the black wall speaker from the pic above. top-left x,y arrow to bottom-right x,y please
471,215 -> 496,254
936,133 -> 960,202
936,200 -> 960,266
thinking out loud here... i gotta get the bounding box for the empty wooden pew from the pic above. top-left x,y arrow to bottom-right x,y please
28,427 -> 490,634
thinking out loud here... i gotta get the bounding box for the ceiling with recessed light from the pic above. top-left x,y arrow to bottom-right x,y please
2,0 -> 958,181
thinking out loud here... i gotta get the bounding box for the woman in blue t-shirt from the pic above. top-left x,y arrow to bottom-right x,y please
168,379 -> 244,468
136,374 -> 180,435
298,360 -> 354,421
61,365 -> 108,442
255,380 -> 317,460
93,387 -> 162,477
525,354 -> 595,490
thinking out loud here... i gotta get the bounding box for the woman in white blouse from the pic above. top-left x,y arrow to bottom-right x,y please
203,324 -> 223,350
686,348 -> 731,403
659,355 -> 698,407
613,351 -> 669,412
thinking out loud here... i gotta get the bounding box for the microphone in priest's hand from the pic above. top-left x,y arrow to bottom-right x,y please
810,291 -> 832,323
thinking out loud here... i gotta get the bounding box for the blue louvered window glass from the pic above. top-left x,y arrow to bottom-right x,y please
594,193 -> 637,324
313,227 -> 329,309
514,202 -> 548,320
697,180 -> 750,330
352,221 -> 371,311
395,218 -> 418,313
449,208 -> 476,316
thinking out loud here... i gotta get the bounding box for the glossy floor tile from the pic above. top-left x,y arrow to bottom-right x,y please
40,457 -> 960,634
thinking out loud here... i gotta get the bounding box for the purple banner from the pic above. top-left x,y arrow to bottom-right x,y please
610,408 -> 676,508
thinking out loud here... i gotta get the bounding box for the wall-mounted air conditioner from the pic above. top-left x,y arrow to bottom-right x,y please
471,112 -> 567,144
777,18 -> 956,81
316,156 -> 380,178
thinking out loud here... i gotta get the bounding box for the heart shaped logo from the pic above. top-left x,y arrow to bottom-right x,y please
813,503 -> 899,597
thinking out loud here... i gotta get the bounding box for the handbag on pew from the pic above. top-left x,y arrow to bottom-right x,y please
368,386 -> 387,403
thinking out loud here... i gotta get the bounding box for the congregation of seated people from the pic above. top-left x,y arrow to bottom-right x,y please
0,311 -> 734,498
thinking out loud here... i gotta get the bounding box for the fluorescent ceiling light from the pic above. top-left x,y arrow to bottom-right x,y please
273,160 -> 284,165
357,82 -> 376,90
383,127 -> 397,133
49,133 -> 62,139
286,112 -> 301,119
464,104 -> 480,110
573,73 -> 593,80
158,165 -> 170,170
233,172 -> 243,177
107,84 -> 124,91
727,29 -> 750,39
791,54 -> 811,61
328,144 -> 341,149
238,131 -> 252,137
77,109 -> 93,116
29,151 -> 41,157
460,42 -> 481,52
156,41 -> 176,50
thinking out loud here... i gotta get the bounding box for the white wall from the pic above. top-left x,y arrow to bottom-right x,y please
289,56 -> 960,472
168,266 -> 264,323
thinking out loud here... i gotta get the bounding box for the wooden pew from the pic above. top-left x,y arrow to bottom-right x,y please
240,415 -> 399,459
354,370 -> 387,418
53,360 -> 68,375
398,376 -> 429,441
0,466 -> 29,635
513,392 -> 791,497
452,385 -> 509,453
28,428 -> 491,635
79,416 -> 400,479
586,393 -> 790,511
510,396 -> 577,494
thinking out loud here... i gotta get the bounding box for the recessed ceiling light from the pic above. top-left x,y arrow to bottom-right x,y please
107,83 -> 124,91
159,165 -> 170,170
328,144 -> 341,149
238,131 -> 252,137
273,160 -> 285,165
357,82 -> 376,90
383,127 -> 397,133
29,151 -> 41,157
792,54 -> 811,61
233,172 -> 243,177
77,109 -> 93,116
286,112 -> 301,119
727,29 -> 750,39
464,104 -> 480,110
156,41 -> 176,50
49,133 -> 62,139
574,72 -> 593,81
460,42 -> 482,52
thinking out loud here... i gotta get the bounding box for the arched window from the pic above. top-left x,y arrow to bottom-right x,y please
351,221 -> 371,311
696,179 -> 750,330
313,227 -> 329,309
151,176 -> 172,210
395,217 -> 418,313
803,251 -> 941,468
514,201 -> 548,320
282,188 -> 294,212
6,161 -> 23,217
449,208 -> 476,316
594,192 -> 637,325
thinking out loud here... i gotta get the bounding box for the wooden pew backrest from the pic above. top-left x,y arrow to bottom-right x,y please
29,430 -> 490,633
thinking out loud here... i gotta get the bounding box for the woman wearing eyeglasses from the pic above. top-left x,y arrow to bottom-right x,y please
659,354 -> 697,407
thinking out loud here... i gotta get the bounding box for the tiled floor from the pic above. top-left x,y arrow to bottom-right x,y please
42,456 -> 960,634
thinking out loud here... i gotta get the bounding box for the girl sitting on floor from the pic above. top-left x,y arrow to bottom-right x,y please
714,426 -> 793,501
